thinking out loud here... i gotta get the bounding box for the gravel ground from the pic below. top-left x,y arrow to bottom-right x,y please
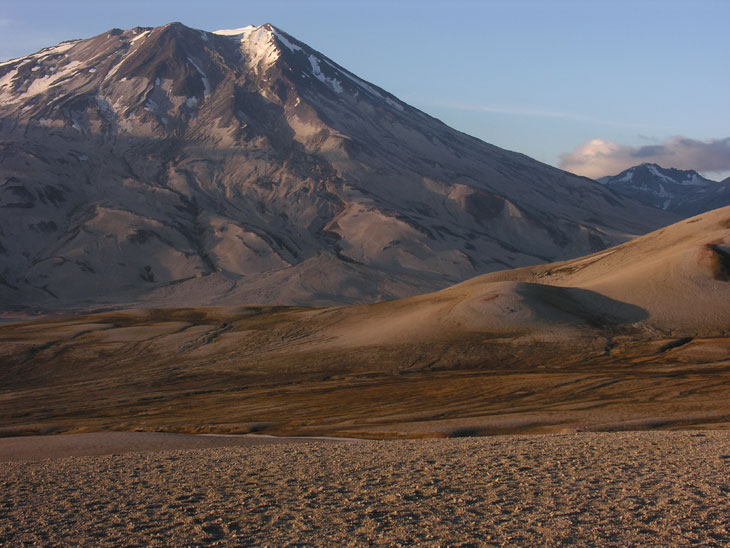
2,431 -> 730,547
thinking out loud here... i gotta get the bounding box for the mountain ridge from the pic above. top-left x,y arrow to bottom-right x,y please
598,162 -> 730,216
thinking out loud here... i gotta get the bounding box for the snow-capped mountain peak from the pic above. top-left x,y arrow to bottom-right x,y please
214,24 -> 404,107
598,163 -> 730,215
214,24 -> 284,73
213,25 -> 258,36
0,22 -> 677,313
641,163 -> 711,187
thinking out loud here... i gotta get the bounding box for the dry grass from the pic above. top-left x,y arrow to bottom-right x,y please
1,304 -> 729,438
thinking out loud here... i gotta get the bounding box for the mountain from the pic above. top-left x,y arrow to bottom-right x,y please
598,163 -> 730,216
0,23 -> 678,313
1,206 -> 728,437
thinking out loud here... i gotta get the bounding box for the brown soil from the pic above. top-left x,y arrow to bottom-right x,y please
2,431 -> 729,547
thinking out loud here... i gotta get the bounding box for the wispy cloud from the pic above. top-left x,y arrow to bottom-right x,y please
420,102 -> 667,130
559,136 -> 730,179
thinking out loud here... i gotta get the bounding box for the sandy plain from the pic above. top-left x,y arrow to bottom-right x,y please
2,430 -> 730,547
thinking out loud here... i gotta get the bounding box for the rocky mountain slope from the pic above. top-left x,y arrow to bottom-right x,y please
0,23 -> 677,312
598,163 -> 730,216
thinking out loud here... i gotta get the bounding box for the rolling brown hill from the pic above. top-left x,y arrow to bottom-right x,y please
1,207 -> 728,438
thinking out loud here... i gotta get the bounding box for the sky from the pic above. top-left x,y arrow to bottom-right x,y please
1,0 -> 728,180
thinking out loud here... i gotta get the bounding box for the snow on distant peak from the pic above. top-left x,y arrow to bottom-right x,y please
211,24 -> 404,109
0,59 -> 83,105
272,29 -> 301,53
646,164 -> 675,184
0,41 -> 77,69
213,26 -> 257,37
214,25 -> 281,72
643,164 -> 712,187
216,24 -> 302,55
616,170 -> 634,183
686,173 -> 710,186
130,30 -> 150,44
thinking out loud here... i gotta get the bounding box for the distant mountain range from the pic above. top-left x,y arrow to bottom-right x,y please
0,23 -> 677,312
597,163 -> 730,216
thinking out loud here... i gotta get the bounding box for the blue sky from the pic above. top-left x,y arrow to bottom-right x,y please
1,0 -> 728,179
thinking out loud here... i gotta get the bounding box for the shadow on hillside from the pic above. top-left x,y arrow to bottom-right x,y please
514,282 -> 649,327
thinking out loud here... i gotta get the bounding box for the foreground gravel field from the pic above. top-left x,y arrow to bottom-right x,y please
2,431 -> 730,547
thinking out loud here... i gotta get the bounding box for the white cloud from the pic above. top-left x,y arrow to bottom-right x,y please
559,136 -> 730,179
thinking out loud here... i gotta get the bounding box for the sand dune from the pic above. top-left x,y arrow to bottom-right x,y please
476,205 -> 730,332
341,205 -> 730,343
268,206 -> 730,350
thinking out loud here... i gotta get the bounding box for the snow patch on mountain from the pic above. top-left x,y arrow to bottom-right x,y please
1,56 -> 91,105
130,30 -> 150,44
615,171 -> 633,183
26,60 -> 82,98
214,25 -> 281,72
272,29 -> 301,53
308,55 -> 343,94
213,26 -> 256,36
0,70 -> 17,99
322,58 -> 404,111
186,56 -> 211,96
645,164 -> 710,187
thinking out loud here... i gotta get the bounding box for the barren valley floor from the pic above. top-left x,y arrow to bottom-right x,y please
2,431 -> 730,547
